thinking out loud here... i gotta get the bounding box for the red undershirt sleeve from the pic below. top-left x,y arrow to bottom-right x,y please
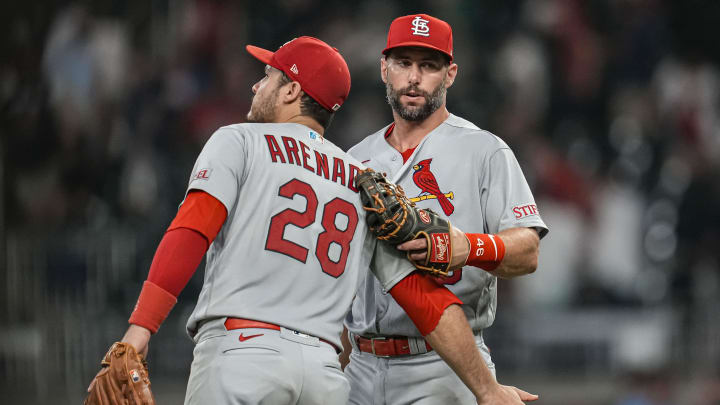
128,191 -> 228,333
388,272 -> 463,336
167,190 -> 228,243
145,227 -> 208,297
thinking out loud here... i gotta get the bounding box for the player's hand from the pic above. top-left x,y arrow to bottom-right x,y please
396,225 -> 470,270
121,324 -> 152,358
477,384 -> 538,405
339,350 -> 350,371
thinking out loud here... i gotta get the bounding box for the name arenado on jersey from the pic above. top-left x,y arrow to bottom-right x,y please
264,134 -> 360,194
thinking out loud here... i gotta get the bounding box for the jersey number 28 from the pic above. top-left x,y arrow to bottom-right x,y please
265,179 -> 358,278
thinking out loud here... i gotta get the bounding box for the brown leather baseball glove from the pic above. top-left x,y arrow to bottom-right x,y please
84,342 -> 155,405
356,168 -> 455,277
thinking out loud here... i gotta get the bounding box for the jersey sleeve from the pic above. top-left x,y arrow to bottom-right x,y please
483,148 -> 548,238
369,236 -> 417,292
185,126 -> 249,213
347,143 -> 360,159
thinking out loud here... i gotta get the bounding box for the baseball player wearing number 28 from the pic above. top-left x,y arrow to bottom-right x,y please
84,36 -> 524,405
342,14 -> 550,405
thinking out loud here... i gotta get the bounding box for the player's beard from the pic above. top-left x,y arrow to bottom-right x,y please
246,85 -> 281,123
386,79 -> 446,122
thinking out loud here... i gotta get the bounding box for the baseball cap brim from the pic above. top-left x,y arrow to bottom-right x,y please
383,41 -> 453,61
246,45 -> 274,65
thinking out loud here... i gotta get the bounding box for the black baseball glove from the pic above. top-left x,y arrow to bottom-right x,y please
356,168 -> 454,277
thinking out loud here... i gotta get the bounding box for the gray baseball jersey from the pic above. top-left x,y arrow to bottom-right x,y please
183,122 -> 415,348
345,114 -> 548,337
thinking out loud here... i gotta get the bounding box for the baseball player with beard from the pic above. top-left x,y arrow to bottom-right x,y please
85,36 -> 531,405
342,14 -> 549,405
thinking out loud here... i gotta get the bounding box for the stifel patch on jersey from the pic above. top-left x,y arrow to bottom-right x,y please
431,233 -> 450,263
193,168 -> 212,181
512,203 -> 539,219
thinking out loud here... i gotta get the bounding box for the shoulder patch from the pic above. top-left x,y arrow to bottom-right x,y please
512,203 -> 539,219
193,168 -> 212,181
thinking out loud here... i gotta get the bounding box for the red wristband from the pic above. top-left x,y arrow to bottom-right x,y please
465,233 -> 505,272
128,281 -> 177,334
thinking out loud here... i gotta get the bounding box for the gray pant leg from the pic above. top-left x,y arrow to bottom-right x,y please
185,322 -> 349,405
297,343 -> 350,405
184,331 -> 226,404
386,352 -> 476,405
345,350 -> 386,405
345,336 -> 495,405
184,327 -> 300,405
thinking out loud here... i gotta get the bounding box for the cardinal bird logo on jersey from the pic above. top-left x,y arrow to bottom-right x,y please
410,158 -> 455,216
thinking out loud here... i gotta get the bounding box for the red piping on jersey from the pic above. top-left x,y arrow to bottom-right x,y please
400,148 -> 416,163
384,123 -> 396,138
384,123 -> 416,163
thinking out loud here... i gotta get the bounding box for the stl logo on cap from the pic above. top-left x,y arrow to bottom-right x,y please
383,14 -> 453,61
411,16 -> 430,37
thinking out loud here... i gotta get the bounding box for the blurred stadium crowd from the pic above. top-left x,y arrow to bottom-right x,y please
2,0 -> 720,403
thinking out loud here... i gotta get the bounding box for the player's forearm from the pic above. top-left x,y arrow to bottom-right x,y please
491,227 -> 539,279
121,324 -> 152,357
129,191 -> 227,334
424,304 -> 499,400
339,326 -> 351,370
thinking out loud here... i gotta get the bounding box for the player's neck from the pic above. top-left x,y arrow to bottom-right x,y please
280,113 -> 325,138
388,107 -> 449,152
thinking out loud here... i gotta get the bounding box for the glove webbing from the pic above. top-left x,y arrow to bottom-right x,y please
362,182 -> 413,241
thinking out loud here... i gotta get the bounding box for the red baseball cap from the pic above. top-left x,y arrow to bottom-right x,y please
246,36 -> 351,112
383,14 -> 453,62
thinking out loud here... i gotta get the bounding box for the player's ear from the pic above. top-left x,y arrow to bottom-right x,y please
281,81 -> 303,105
444,63 -> 458,89
380,57 -> 389,84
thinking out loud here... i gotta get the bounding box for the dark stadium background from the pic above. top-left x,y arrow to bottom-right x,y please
2,1 -> 719,403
